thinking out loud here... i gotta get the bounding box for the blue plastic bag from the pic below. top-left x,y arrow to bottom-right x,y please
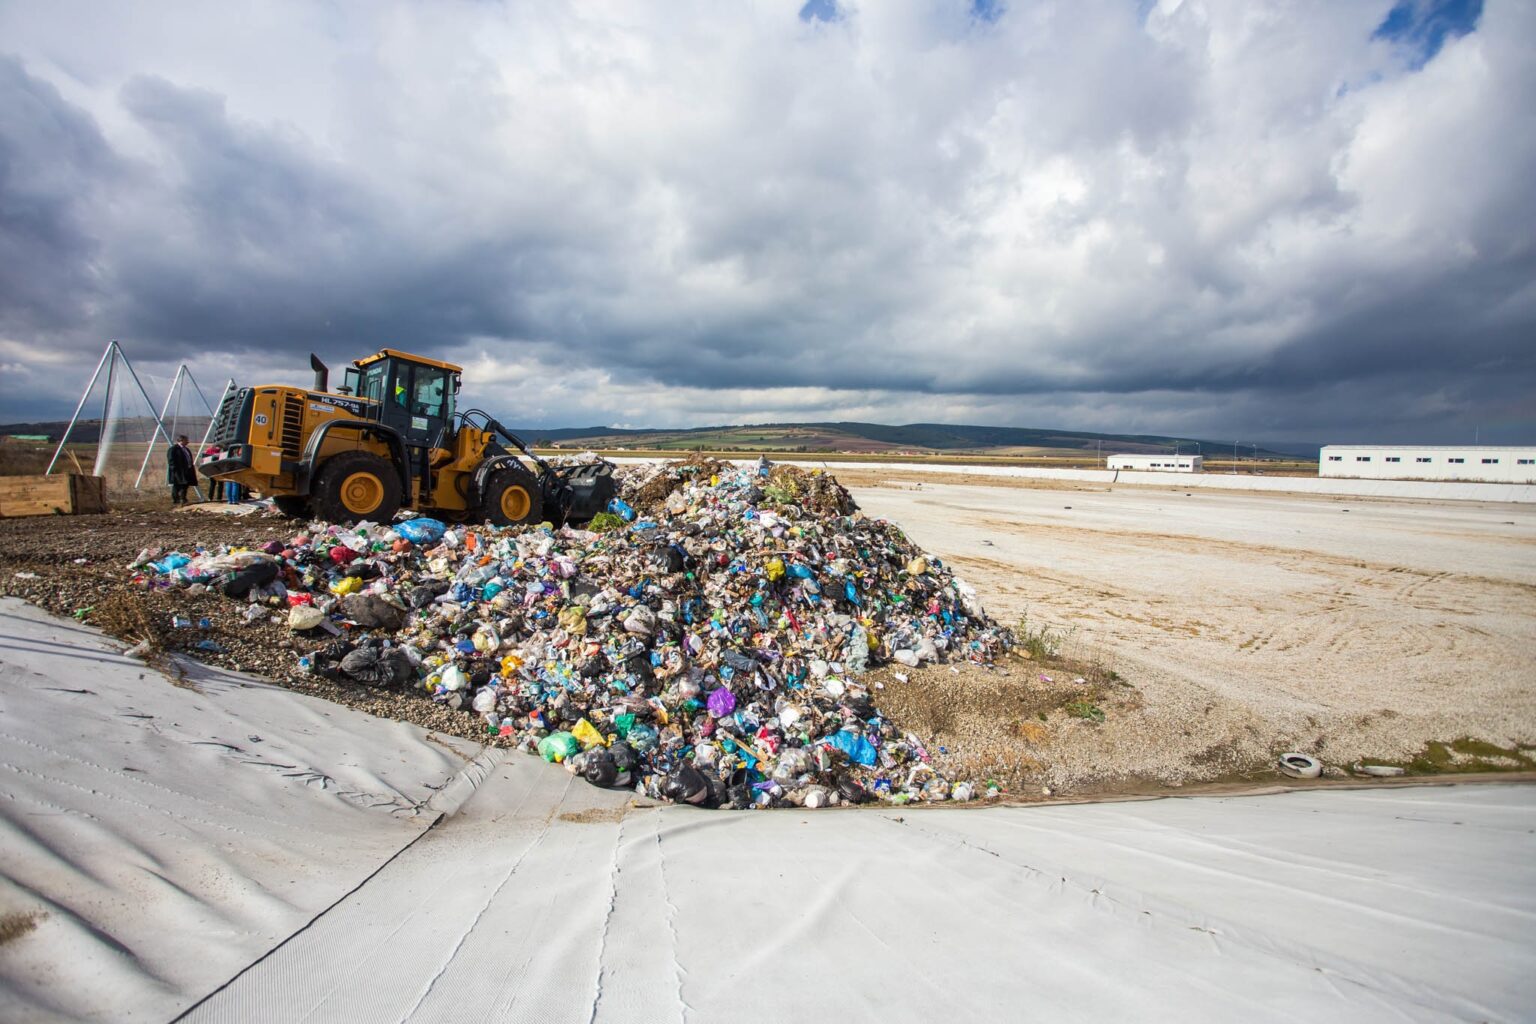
607,498 -> 636,522
396,518 -> 447,544
823,729 -> 878,767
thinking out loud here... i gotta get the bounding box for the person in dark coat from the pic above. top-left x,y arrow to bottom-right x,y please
167,434 -> 197,505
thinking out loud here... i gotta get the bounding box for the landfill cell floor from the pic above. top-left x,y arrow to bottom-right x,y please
843,472 -> 1536,786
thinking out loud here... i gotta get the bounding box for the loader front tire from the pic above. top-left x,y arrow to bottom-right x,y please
312,451 -> 401,524
482,466 -> 543,527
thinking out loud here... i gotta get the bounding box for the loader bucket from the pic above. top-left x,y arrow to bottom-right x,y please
545,461 -> 616,525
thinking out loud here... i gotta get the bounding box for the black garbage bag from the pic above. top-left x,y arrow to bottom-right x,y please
661,765 -> 711,806
610,743 -> 638,788
339,645 -> 415,687
340,593 -> 406,631
842,694 -> 877,719
722,648 -> 757,673
835,774 -> 872,805
651,543 -> 688,574
219,559 -> 279,599
307,638 -> 355,680
704,771 -> 730,809
724,767 -> 753,810
406,580 -> 450,609
583,749 -> 618,788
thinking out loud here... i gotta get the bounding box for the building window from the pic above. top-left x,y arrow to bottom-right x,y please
1357,456 -> 1371,462
1482,458 -> 1498,464
1520,459 -> 1534,465
1417,457 -> 1432,463
1449,458 -> 1465,464
1386,457 -> 1401,462
1328,455 -> 1342,461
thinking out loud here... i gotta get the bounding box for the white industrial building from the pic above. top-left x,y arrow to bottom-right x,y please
1107,454 -> 1203,473
1319,445 -> 1536,483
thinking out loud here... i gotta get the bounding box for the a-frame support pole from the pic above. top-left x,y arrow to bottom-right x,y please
46,341 -> 113,475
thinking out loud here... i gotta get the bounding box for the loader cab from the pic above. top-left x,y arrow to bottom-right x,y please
349,349 -> 462,449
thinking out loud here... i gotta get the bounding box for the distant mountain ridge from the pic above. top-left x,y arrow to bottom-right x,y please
505,421 -> 1312,460
1,417 -> 1316,460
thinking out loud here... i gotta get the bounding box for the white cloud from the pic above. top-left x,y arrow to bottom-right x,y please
0,0 -> 1530,443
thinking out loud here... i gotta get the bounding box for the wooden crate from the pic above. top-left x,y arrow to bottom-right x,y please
0,474 -> 108,517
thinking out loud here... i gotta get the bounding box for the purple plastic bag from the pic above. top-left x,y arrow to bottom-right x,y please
707,687 -> 736,718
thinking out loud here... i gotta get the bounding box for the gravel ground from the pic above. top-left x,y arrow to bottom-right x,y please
0,504 -> 498,746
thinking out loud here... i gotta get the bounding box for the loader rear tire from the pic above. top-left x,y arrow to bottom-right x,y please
483,465 -> 543,527
272,495 -> 311,519
312,451 -> 401,524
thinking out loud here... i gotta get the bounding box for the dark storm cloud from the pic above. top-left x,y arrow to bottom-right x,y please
104,75 -> 538,366
0,56 -> 114,338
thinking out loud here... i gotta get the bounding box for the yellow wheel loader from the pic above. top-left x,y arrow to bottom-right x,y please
198,349 -> 614,525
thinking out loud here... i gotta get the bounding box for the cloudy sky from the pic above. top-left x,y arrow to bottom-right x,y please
1,0 -> 1530,443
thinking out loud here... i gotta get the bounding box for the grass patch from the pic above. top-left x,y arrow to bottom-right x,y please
1064,700 -> 1105,723
1015,611 -> 1074,661
1391,738 -> 1536,775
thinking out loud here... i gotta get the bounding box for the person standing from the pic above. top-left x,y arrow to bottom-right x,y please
167,434 -> 197,506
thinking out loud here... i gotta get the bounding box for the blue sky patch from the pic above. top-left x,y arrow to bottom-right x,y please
798,0 -> 840,24
1372,0 -> 1482,69
970,0 -> 1005,24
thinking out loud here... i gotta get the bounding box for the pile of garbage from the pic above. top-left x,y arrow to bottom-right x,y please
129,460 -> 1013,808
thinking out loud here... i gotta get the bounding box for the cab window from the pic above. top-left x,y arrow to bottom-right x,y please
412,367 -> 453,420
362,364 -> 388,404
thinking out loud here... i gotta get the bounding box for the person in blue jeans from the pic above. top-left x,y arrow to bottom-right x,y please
225,479 -> 243,504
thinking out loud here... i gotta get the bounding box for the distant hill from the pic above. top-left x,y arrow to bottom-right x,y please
2,416 -> 1313,461
509,421 -> 1304,460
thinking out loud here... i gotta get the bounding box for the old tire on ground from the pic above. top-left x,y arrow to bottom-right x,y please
482,465 -> 543,527
311,451 -> 402,523
1277,752 -> 1322,779
272,495 -> 311,519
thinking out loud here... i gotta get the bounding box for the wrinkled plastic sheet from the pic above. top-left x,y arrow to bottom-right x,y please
0,599 -> 479,1024
4,602 -> 1532,1023
185,758 -> 1536,1023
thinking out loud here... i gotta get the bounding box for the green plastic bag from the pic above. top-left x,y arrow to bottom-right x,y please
613,713 -> 636,739
537,731 -> 579,763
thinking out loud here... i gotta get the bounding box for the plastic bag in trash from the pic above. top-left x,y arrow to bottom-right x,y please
340,593 -> 406,630
339,645 -> 415,687
661,765 -> 712,806
395,518 -> 447,544
571,718 -> 607,749
823,729 -> 878,767
538,732 -> 580,762
220,559 -> 279,599
288,605 -> 326,631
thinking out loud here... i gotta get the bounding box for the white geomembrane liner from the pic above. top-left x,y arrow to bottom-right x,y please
1,598 -> 1533,1023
